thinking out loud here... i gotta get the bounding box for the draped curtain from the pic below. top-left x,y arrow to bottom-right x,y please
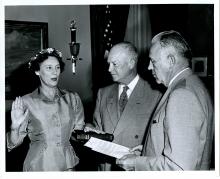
124,5 -> 152,54
124,5 -> 155,83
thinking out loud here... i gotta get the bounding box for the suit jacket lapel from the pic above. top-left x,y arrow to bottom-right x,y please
142,68 -> 193,155
107,84 -> 120,130
113,79 -> 144,136
151,87 -> 171,122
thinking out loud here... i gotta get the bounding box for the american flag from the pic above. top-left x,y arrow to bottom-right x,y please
103,5 -> 114,59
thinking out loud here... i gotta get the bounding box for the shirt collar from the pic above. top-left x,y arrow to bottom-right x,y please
168,67 -> 190,86
127,74 -> 139,92
119,74 -> 139,98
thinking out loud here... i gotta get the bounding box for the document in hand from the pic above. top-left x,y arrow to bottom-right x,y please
84,137 -> 131,159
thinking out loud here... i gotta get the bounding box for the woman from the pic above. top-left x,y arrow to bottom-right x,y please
7,48 -> 85,171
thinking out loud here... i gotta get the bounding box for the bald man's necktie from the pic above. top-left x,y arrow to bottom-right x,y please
119,86 -> 129,115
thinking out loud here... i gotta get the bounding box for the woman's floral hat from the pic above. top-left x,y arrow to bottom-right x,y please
28,48 -> 62,68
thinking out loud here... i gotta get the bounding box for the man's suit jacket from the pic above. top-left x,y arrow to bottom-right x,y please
135,69 -> 214,170
93,77 -> 162,148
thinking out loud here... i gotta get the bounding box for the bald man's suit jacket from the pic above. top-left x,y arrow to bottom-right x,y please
135,69 -> 214,170
93,77 -> 162,170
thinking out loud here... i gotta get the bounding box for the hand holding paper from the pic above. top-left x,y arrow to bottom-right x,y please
116,153 -> 137,171
116,145 -> 143,171
129,145 -> 143,156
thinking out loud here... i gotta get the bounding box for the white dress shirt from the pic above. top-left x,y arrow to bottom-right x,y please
118,75 -> 140,99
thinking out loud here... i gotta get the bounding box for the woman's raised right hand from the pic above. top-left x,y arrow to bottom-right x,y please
11,97 -> 29,129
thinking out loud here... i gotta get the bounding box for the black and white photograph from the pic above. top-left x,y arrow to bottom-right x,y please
0,0 -> 219,178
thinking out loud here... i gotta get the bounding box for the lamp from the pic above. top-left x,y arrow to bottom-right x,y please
67,20 -> 81,74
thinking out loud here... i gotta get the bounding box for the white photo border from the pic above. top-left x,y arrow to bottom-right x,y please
0,0 -> 219,179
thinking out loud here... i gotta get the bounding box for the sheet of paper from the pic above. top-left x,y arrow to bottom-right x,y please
84,137 -> 131,159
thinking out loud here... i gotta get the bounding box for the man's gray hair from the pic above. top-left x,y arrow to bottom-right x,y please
152,30 -> 192,61
113,41 -> 139,62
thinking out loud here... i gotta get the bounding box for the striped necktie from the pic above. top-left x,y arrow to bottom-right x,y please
119,86 -> 129,115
